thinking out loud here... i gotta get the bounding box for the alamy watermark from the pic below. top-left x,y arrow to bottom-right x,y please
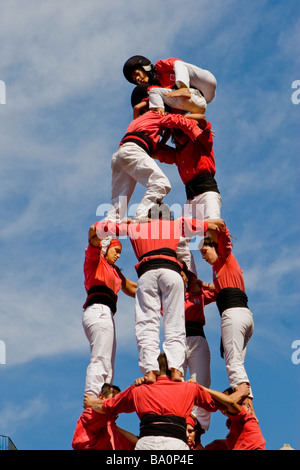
96,199 -> 208,250
0,340 -> 6,364
0,80 -> 6,104
291,340 -> 300,365
291,80 -> 300,104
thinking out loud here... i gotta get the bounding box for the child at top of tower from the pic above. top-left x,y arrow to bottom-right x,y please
123,55 -> 217,116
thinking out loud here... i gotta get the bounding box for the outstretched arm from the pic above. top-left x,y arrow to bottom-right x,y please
88,224 -> 102,247
117,269 -> 137,298
201,383 -> 250,414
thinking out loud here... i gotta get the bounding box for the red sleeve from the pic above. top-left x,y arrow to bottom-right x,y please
202,285 -> 217,305
194,384 -> 217,412
102,385 -> 136,418
217,227 -> 232,261
72,408 -> 109,450
155,145 -> 177,165
154,58 -> 180,73
159,113 -> 202,141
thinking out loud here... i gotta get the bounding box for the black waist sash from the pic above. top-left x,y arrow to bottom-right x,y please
120,132 -> 153,156
84,285 -> 117,313
216,287 -> 249,315
185,321 -> 205,338
139,414 -> 188,443
137,248 -> 182,278
185,174 -> 220,200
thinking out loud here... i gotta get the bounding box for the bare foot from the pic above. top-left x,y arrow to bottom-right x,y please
144,370 -> 157,384
171,368 -> 183,382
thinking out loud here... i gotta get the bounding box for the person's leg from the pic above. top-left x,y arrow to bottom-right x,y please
135,271 -> 162,377
182,62 -> 217,104
149,86 -> 207,114
186,335 -> 211,430
82,304 -> 116,397
108,143 -> 171,221
221,307 -> 254,392
160,269 -> 186,377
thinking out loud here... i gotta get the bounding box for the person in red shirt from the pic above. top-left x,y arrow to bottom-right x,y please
122,56 -> 217,115
153,114 -> 221,275
103,92 -> 202,225
186,414 -> 205,450
82,225 -> 137,397
199,222 -> 256,418
72,383 -> 137,450
96,203 -> 224,384
204,386 -> 266,450
84,353 -> 222,450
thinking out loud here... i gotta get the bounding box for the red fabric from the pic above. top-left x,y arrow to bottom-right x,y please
96,218 -> 208,269
185,286 -> 216,325
72,408 -> 135,450
225,407 -> 266,450
102,377 -> 217,421
108,238 -> 122,248
205,440 -> 228,450
154,58 -> 181,88
124,110 -> 201,151
156,121 -> 215,185
83,244 -> 122,295
212,229 -> 245,293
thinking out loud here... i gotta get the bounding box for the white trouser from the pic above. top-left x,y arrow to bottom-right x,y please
82,304 -> 116,397
135,435 -> 189,450
176,191 -> 222,275
105,142 -> 171,221
135,268 -> 186,375
183,335 -> 211,431
173,61 -> 217,104
149,87 -> 207,112
221,307 -> 254,394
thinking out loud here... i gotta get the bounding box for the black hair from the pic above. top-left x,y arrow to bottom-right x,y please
101,383 -> 121,398
157,352 -> 171,377
131,84 -> 149,108
200,234 -> 218,251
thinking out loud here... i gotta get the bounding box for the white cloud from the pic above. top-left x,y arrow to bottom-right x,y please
0,395 -> 48,435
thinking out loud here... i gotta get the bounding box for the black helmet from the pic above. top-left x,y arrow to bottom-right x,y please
131,84 -> 149,108
123,55 -> 154,84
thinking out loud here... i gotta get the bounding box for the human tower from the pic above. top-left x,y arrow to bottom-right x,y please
72,56 -> 266,451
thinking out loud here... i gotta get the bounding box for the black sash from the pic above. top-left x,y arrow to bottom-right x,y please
120,132 -> 153,156
137,248 -> 182,278
185,174 -> 220,199
139,414 -> 188,444
185,321 -> 205,338
84,285 -> 117,313
216,287 -> 249,315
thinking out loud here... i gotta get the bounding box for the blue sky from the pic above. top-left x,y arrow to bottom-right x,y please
0,0 -> 299,451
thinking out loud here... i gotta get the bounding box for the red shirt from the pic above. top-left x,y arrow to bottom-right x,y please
83,244 -> 122,295
156,122 -> 215,184
96,218 -> 208,271
102,377 -> 217,420
154,58 -> 181,88
225,407 -> 266,450
123,110 -> 201,152
212,229 -> 245,293
185,287 -> 216,325
72,408 -> 135,450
